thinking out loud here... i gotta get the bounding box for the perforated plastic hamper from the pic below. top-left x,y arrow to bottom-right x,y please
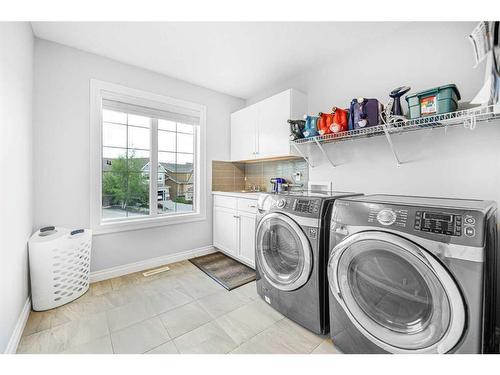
28,226 -> 92,311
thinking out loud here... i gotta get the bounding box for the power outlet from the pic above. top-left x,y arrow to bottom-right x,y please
293,172 -> 302,182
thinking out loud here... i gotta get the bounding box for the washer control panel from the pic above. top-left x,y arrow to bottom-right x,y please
369,207 -> 408,228
267,195 -> 323,218
293,198 -> 321,214
335,199 -> 486,247
414,211 -> 463,236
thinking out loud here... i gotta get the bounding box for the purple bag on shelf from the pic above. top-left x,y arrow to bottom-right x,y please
348,98 -> 383,130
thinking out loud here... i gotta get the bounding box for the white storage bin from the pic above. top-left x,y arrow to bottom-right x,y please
28,226 -> 92,311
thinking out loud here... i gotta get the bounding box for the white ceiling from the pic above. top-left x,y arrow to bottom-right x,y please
31,22 -> 407,99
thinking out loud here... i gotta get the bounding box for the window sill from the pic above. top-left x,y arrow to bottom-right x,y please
92,212 -> 206,235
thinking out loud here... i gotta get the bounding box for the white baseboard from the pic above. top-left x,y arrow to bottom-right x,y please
89,245 -> 216,283
5,297 -> 31,354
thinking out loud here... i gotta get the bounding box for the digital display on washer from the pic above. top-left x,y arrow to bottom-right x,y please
415,211 -> 462,236
293,199 -> 320,214
423,212 -> 453,222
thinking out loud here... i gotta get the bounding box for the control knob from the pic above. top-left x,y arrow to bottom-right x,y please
377,209 -> 397,226
276,199 -> 286,209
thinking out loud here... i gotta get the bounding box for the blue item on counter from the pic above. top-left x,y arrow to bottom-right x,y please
270,178 -> 287,193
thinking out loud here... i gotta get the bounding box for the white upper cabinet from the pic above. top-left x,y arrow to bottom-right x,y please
230,103 -> 258,162
230,89 -> 307,161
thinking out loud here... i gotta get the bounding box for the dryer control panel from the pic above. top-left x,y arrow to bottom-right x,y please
332,199 -> 487,247
414,211 -> 462,236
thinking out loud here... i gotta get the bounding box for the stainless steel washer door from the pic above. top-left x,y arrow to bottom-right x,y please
328,231 -> 465,354
256,213 -> 313,291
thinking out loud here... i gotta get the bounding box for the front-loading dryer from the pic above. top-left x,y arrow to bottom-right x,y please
327,195 -> 498,354
255,191 -> 361,335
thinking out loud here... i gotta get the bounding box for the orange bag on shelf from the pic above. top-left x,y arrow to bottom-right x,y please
330,107 -> 349,134
317,112 -> 334,136
318,107 -> 349,136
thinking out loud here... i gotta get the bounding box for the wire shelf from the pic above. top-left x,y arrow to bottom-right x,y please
291,105 -> 500,146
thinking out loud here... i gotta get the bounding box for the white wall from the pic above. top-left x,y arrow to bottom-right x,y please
247,22 -> 500,204
33,39 -> 244,272
0,23 -> 34,352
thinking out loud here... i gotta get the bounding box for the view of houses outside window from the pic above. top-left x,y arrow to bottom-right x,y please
101,109 -> 194,221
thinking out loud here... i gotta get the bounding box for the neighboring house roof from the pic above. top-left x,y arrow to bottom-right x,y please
159,162 -> 193,174
103,157 -> 193,184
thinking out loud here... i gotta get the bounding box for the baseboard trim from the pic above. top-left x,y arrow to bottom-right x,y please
89,245 -> 216,283
5,297 -> 31,354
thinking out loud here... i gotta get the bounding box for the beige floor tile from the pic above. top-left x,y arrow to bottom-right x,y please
145,341 -> 179,354
103,284 -> 146,308
143,286 -> 193,315
311,338 -> 341,354
166,260 -> 199,275
47,311 -> 110,353
231,318 -> 323,354
111,317 -> 170,354
23,308 -> 72,336
110,272 -> 149,291
106,299 -> 157,332
140,274 -> 182,294
88,280 -> 113,296
17,329 -> 52,354
159,301 -> 211,338
19,257 -> 333,355
173,321 -> 238,354
176,272 -> 225,299
234,281 -> 259,301
61,294 -> 115,321
197,289 -> 250,318
61,335 -> 113,354
215,299 -> 283,345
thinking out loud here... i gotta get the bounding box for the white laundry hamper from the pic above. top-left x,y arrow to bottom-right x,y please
28,226 -> 92,311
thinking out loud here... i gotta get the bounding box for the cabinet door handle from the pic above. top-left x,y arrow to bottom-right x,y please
233,215 -> 240,219
248,205 -> 256,208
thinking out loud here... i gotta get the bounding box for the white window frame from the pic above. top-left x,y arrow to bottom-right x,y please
90,79 -> 207,234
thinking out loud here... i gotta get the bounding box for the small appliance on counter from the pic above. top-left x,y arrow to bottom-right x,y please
270,177 -> 287,193
348,98 -> 383,130
405,84 -> 461,119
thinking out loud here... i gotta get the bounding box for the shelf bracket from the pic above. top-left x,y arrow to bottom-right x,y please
313,137 -> 336,168
291,142 -> 314,168
380,124 -> 403,167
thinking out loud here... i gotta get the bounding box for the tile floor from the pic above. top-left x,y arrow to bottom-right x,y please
17,260 -> 340,354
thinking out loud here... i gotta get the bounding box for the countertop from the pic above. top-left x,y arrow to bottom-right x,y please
212,191 -> 266,199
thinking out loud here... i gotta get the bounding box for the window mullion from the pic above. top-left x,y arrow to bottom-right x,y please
150,118 -> 159,217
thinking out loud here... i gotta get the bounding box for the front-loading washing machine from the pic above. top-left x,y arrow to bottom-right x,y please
327,195 -> 498,353
255,191 -> 361,335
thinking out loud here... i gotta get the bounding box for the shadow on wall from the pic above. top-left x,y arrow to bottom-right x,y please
212,159 -> 309,192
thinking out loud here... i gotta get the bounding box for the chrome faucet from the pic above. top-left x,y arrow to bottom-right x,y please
249,184 -> 261,192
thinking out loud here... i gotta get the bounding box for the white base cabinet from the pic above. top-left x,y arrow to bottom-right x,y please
238,212 -> 256,267
213,194 -> 257,268
213,206 -> 239,257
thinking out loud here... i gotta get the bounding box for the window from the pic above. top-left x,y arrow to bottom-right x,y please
90,80 -> 206,234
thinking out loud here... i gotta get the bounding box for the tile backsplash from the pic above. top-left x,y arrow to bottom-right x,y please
212,159 -> 309,192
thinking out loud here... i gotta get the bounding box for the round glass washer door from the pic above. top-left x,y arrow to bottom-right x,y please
256,213 -> 313,291
328,231 -> 465,354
